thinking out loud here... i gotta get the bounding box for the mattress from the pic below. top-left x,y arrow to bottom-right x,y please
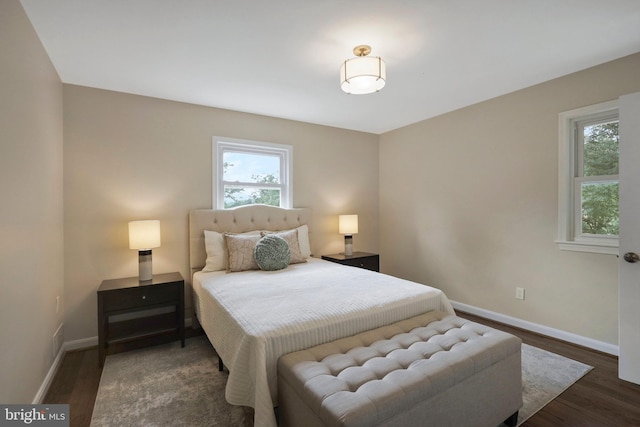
192,258 -> 454,427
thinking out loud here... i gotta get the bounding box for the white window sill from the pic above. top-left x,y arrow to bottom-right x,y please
556,240 -> 619,255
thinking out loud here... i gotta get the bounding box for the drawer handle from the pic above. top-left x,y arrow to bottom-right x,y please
142,295 -> 146,300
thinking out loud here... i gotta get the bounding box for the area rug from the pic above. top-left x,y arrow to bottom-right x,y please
90,336 -> 252,427
91,337 -> 592,427
513,343 -> 592,426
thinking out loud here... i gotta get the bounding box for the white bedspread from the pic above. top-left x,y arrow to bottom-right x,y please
192,258 -> 454,427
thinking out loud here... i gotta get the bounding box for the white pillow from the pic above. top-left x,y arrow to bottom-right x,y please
296,224 -> 311,258
202,230 -> 261,272
203,230 -> 226,272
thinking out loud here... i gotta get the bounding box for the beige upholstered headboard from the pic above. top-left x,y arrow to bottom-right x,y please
189,204 -> 312,273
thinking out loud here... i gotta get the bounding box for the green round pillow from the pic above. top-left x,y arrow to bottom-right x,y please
254,234 -> 291,271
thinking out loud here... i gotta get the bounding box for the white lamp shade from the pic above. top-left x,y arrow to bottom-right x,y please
339,215 -> 359,235
128,220 -> 161,250
340,56 -> 386,94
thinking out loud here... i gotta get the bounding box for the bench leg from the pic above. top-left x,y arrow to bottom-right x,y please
503,411 -> 518,427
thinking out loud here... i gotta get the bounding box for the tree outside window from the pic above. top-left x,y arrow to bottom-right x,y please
578,120 -> 619,237
223,160 -> 281,208
557,100 -> 619,254
214,138 -> 292,209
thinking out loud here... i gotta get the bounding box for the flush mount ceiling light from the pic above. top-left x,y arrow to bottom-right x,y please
340,45 -> 386,95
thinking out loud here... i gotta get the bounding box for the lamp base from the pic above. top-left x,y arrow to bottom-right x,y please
344,235 -> 353,256
138,249 -> 153,281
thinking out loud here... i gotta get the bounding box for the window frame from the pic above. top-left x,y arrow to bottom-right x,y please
557,100 -> 619,255
213,137 -> 293,209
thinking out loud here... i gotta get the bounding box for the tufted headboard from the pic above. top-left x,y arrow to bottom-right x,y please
189,204 -> 312,274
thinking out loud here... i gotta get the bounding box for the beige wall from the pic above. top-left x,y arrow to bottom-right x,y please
380,52 -> 640,346
63,86 -> 379,342
0,1 -> 64,403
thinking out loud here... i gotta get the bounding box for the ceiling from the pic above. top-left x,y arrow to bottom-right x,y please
20,0 -> 640,134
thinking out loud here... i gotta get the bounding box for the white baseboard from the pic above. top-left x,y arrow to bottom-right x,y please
450,300 -> 619,356
32,345 -> 65,404
32,336 -> 99,404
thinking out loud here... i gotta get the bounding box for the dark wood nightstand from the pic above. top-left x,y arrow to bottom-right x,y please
97,272 -> 185,366
321,252 -> 380,272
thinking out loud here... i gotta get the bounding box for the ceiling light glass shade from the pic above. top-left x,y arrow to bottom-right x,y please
340,55 -> 386,94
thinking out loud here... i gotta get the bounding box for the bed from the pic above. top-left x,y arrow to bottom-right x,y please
189,205 -> 454,427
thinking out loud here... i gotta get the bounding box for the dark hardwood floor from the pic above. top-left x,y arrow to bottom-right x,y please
44,346 -> 102,427
43,314 -> 640,427
460,312 -> 640,427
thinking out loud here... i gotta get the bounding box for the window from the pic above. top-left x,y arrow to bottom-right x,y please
557,100 -> 619,254
213,137 -> 292,209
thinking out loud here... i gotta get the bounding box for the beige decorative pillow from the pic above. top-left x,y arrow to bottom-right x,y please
224,233 -> 261,272
261,229 -> 306,264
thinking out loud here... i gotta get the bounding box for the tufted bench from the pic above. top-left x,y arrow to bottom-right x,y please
277,311 -> 522,427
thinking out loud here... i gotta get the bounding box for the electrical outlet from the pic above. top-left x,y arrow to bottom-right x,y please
515,287 -> 525,300
53,324 -> 64,357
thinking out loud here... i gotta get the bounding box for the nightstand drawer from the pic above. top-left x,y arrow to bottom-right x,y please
321,252 -> 380,272
340,256 -> 379,271
102,283 -> 179,312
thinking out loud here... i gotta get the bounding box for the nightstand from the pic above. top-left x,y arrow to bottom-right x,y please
97,272 -> 185,366
321,252 -> 380,272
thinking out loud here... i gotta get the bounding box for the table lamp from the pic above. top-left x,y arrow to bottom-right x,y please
128,220 -> 161,281
339,214 -> 358,256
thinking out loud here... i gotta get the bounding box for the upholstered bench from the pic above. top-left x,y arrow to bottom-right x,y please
277,311 -> 522,427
